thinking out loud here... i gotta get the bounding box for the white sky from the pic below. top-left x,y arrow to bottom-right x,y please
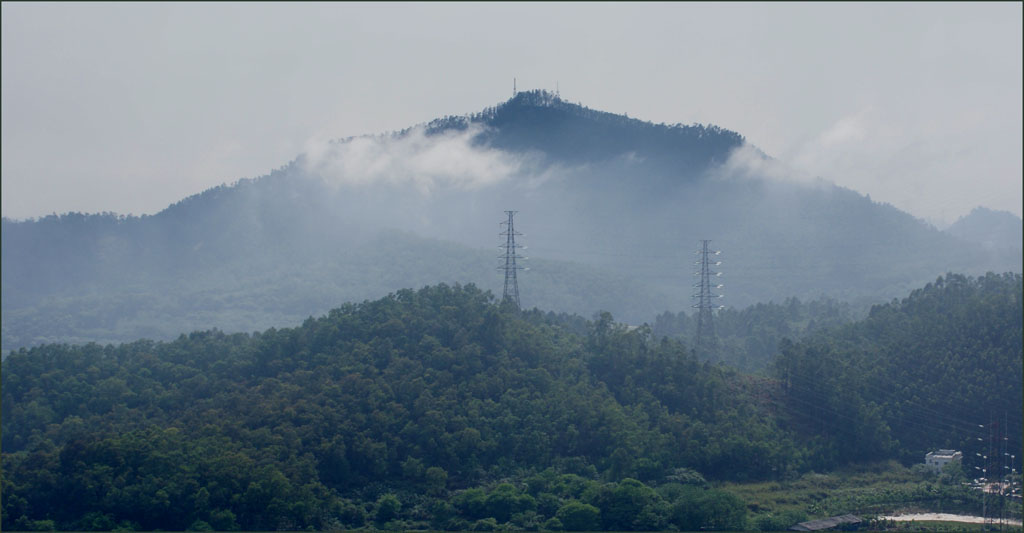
2,2 -> 1021,226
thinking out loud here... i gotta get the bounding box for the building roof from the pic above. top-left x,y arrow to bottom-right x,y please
790,514 -> 863,531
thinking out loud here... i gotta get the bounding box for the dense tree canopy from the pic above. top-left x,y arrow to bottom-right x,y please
771,273 -> 1023,470
1,284 -> 774,530
2,274 -> 1020,530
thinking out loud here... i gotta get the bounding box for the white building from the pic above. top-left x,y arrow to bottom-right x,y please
925,449 -> 962,472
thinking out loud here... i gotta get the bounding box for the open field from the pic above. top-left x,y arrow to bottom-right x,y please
880,512 -> 1022,527
720,461 -> 1023,531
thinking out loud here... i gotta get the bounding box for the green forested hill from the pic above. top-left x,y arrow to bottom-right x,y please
771,272 -> 1023,469
2,275 -> 1021,531
2,284 -> 780,530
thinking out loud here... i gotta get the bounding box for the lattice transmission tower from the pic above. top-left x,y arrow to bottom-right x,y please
692,240 -> 723,351
499,211 -> 526,308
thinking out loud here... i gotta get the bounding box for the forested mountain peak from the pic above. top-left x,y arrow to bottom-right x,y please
417,89 -> 745,165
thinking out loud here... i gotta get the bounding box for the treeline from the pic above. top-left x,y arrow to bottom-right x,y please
2,274 -> 1020,530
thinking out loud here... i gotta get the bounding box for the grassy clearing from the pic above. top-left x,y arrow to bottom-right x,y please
719,461 -> 990,530
882,520 -> 987,531
723,461 -> 922,515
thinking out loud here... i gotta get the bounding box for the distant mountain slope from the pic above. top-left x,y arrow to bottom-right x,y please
945,206 -> 1023,253
2,90 -> 1019,351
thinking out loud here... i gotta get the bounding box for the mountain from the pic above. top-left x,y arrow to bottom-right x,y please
945,206 -> 1023,253
2,90 -> 1020,351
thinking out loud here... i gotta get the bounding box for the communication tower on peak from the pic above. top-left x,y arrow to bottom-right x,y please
499,211 -> 526,308
692,240 -> 723,352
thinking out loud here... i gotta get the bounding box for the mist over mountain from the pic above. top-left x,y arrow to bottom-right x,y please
2,90 -> 1019,352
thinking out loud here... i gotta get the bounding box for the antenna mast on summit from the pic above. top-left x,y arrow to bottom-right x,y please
693,240 -> 723,352
499,211 -> 526,309
513,78 -> 517,97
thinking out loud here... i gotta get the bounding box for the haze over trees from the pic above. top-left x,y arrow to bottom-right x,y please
2,90 -> 1020,352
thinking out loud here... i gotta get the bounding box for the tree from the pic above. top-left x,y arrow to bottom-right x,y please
555,501 -> 600,531
591,479 -> 660,531
374,494 -> 401,524
425,466 -> 448,496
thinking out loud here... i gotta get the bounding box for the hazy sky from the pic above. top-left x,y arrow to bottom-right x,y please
3,2 -> 1021,226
